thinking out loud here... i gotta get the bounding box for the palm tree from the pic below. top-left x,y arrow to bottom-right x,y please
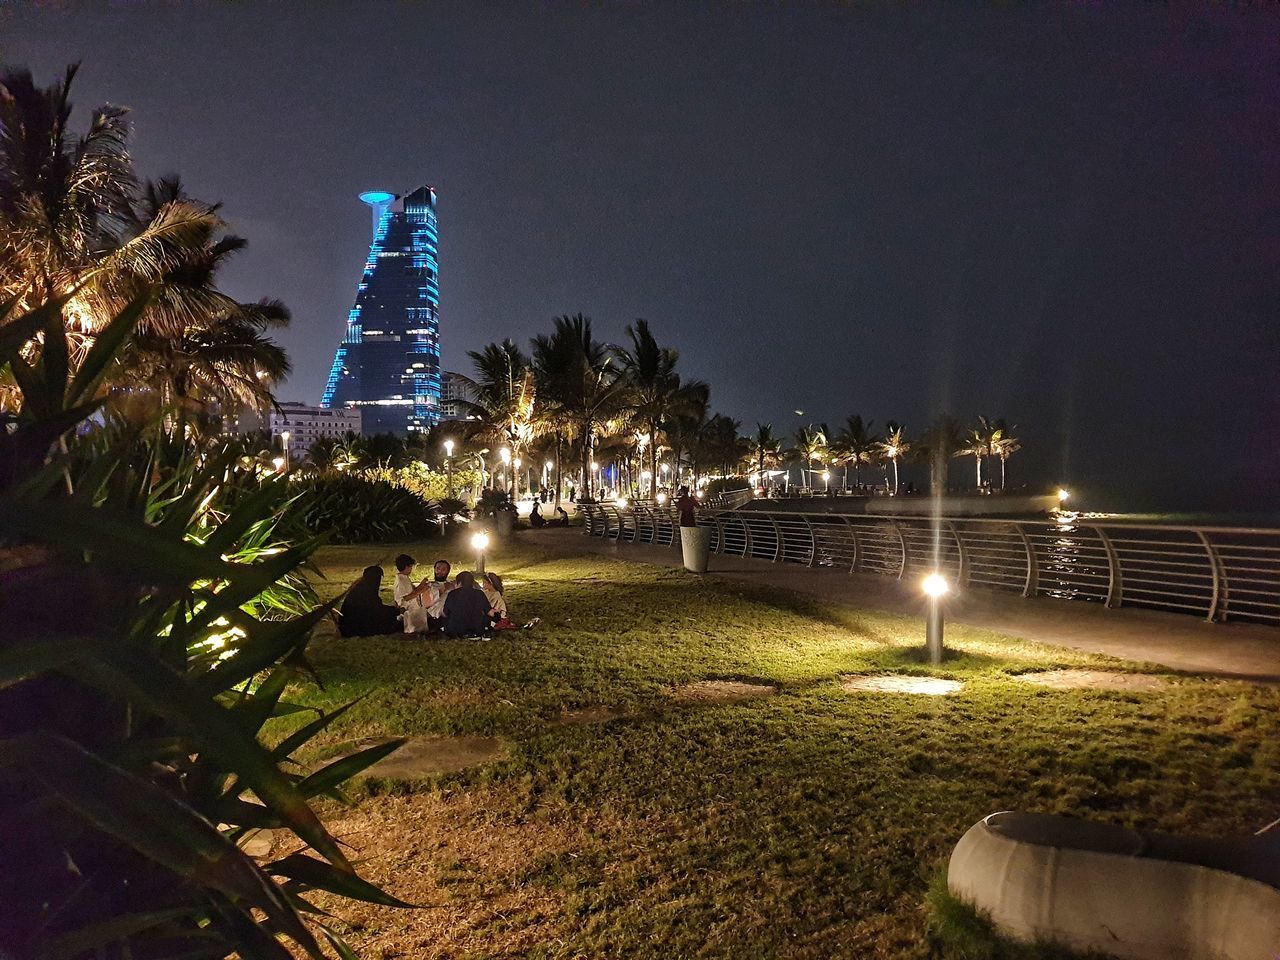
991,419 -> 1021,490
614,318 -> 708,499
875,422 -> 910,495
956,415 -> 999,490
918,414 -> 965,495
832,415 -> 879,491
531,314 -> 625,500
0,69 -> 288,419
457,339 -> 537,493
749,423 -> 782,490
792,425 -> 829,489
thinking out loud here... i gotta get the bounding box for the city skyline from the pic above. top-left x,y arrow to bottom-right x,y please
7,4 -> 1277,510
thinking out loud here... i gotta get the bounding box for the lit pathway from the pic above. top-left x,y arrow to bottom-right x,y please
533,527 -> 1280,682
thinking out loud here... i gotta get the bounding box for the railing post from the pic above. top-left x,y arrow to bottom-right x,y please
601,506 -> 611,541
713,514 -> 725,554
1014,523 -> 1038,597
948,521 -> 969,587
841,515 -> 860,574
1094,526 -> 1123,608
803,517 -> 817,566
1197,531 -> 1229,622
890,521 -> 908,580
771,516 -> 784,563
742,515 -> 753,558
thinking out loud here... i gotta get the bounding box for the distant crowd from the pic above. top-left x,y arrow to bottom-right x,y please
339,554 -> 528,639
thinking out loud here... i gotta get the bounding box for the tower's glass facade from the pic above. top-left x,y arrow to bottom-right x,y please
321,186 -> 441,434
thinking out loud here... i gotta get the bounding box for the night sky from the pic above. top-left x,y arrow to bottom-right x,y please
5,3 -> 1278,511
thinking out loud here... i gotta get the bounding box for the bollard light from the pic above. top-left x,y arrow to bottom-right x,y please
1058,487 -> 1070,503
616,496 -> 629,509
471,530 -> 490,575
921,572 -> 949,665
656,492 -> 668,506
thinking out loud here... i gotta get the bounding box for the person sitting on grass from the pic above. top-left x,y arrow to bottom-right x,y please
554,506 -> 570,527
441,571 -> 493,638
338,565 -> 402,637
481,571 -> 518,630
392,553 -> 432,634
424,559 -> 455,631
528,502 -> 546,528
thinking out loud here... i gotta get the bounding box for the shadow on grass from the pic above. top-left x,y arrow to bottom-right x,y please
926,872 -> 1112,960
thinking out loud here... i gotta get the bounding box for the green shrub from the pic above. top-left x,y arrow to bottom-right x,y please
0,295 -> 407,958
293,472 -> 441,543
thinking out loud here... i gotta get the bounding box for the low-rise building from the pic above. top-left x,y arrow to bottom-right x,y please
268,402 -> 361,462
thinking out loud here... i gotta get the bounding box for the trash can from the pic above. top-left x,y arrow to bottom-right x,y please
680,525 -> 711,574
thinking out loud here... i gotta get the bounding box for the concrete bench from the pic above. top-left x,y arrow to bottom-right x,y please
948,811 -> 1280,959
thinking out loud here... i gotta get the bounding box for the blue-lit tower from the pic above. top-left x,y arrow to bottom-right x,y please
321,186 -> 442,434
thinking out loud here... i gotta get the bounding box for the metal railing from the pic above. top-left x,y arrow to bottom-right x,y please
579,504 -> 1280,625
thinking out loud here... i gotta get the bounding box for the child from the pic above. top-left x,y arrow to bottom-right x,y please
393,554 -> 432,634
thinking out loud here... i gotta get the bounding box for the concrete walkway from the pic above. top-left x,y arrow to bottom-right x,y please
536,528 -> 1280,682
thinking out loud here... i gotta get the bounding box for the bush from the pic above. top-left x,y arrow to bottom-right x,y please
703,476 -> 749,500
362,463 -> 483,504
293,473 -> 441,543
0,295 -> 407,958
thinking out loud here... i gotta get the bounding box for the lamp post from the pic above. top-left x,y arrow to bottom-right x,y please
822,469 -> 831,492
280,431 -> 291,472
271,456 -> 285,474
471,530 -> 490,576
444,439 -> 455,498
922,572 -> 949,665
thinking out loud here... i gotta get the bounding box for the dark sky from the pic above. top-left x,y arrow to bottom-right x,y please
5,2 -> 1278,511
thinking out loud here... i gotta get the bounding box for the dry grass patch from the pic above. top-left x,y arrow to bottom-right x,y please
1013,669 -> 1170,692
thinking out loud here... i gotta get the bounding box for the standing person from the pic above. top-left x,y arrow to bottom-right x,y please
676,485 -> 698,527
393,554 -> 432,634
338,566 -> 402,637
424,559 -> 454,631
442,571 -> 492,638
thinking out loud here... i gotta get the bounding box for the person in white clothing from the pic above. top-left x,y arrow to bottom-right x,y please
423,559 -> 455,628
393,554 -> 432,634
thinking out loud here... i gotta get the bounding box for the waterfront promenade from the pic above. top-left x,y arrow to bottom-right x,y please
539,527 -> 1280,682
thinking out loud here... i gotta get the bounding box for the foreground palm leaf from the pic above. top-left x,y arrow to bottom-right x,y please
0,299 -> 408,958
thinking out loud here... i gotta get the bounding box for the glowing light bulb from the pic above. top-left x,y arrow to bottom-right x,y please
922,573 -> 949,598
470,531 -> 490,552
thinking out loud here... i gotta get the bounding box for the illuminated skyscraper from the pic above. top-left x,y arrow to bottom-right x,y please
321,186 -> 441,434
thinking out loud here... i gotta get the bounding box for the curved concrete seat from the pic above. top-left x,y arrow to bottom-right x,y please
948,811 -> 1280,959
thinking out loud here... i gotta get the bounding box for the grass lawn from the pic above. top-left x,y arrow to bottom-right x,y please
279,535 -> 1280,959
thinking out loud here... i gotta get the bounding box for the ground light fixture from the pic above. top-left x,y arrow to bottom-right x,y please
656,492 -> 668,506
921,572 -> 949,665
471,530 -> 490,575
616,496 -> 629,509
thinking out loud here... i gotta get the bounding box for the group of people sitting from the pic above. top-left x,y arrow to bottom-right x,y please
338,555 -> 516,639
527,503 -> 571,528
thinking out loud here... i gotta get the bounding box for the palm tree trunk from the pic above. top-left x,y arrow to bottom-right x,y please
554,433 -> 562,508
582,421 -> 593,500
649,424 -> 658,500
892,458 -> 899,494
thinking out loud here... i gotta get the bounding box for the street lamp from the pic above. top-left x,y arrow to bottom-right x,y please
1058,488 -> 1070,504
822,469 -> 831,492
271,456 -> 285,473
922,572 -> 949,665
444,439 -> 455,498
281,431 -> 291,472
471,530 -> 490,575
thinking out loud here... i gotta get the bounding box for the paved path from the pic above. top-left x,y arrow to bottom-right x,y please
536,528 -> 1280,682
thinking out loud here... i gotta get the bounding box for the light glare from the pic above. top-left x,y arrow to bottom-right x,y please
922,573 -> 949,598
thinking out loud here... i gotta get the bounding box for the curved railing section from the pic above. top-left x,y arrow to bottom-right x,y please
579,505 -> 1280,625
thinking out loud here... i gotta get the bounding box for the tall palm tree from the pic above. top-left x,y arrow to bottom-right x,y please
792,424 -> 828,488
457,339 -> 537,493
531,314 -> 625,500
991,419 -> 1021,490
0,69 -> 288,419
750,423 -> 782,489
918,414 -> 965,496
832,415 -> 879,491
875,422 -> 910,495
614,318 -> 708,499
956,415 -> 999,490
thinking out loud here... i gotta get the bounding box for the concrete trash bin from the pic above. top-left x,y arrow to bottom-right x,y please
680,526 -> 711,573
